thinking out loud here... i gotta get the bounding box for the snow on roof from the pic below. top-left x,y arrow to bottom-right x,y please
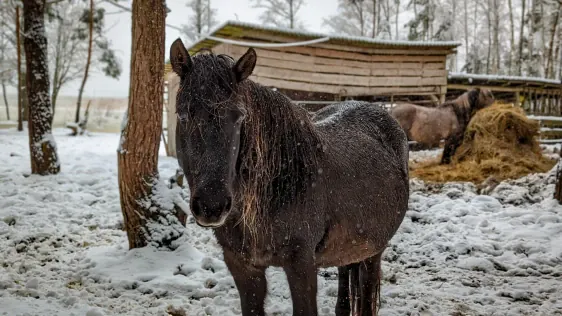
186,20 -> 462,52
449,72 -> 562,85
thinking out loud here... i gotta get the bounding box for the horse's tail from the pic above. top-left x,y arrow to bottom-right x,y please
346,252 -> 383,316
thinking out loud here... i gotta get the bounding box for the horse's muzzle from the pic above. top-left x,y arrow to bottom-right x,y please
190,195 -> 232,228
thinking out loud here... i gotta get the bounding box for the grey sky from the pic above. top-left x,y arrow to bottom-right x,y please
40,0 -> 339,98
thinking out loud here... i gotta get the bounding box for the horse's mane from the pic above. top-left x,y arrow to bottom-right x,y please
236,80 -> 323,238
437,89 -> 480,128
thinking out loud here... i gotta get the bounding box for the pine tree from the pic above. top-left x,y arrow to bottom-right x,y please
117,0 -> 186,249
22,0 -> 60,175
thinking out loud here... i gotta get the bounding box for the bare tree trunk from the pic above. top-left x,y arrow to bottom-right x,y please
16,5 -> 23,131
51,20 -> 63,118
2,82 -> 9,120
527,0 -> 535,75
118,0 -> 185,249
22,0 -> 60,175
377,0 -> 381,37
395,0 -> 400,39
493,0 -> 500,73
451,0 -> 457,71
546,4 -> 561,78
196,0 -> 202,35
428,0 -> 433,40
372,0 -> 378,38
554,21 -> 562,79
74,0 -> 93,124
507,0 -> 515,75
473,0 -> 477,40
289,0 -> 294,28
540,0 -> 546,74
464,0 -> 469,67
486,0 -> 492,73
518,0 -> 526,75
555,161 -> 562,203
206,0 -> 211,30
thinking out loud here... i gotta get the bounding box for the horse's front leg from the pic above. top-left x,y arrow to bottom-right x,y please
284,251 -> 319,316
441,131 -> 464,164
223,250 -> 267,316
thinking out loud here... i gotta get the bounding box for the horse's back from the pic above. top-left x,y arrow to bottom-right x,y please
388,102 -> 418,131
313,101 -> 409,171
391,102 -> 458,147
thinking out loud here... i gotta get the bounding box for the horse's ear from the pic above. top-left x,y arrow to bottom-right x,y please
170,38 -> 192,77
233,47 -> 257,83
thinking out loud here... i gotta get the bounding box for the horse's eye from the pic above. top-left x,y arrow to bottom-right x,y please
177,113 -> 189,123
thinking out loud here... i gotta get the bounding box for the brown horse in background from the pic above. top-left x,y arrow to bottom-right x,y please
389,88 -> 495,164
170,37 -> 410,316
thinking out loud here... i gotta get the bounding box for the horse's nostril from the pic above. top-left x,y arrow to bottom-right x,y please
224,196 -> 232,211
190,196 -> 202,216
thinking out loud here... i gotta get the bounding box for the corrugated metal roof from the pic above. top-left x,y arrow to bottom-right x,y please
185,20 -> 462,54
449,72 -> 562,86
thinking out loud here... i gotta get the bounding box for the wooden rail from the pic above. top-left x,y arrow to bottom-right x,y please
527,115 -> 562,143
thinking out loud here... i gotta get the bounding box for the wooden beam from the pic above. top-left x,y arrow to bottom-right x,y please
252,76 -> 439,96
447,83 -> 562,94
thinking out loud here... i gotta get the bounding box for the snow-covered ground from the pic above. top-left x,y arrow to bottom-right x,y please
1,128 -> 561,316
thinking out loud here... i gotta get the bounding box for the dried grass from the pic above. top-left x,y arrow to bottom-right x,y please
410,102 -> 557,184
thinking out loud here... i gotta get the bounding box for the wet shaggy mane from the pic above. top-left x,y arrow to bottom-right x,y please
236,80 -> 323,237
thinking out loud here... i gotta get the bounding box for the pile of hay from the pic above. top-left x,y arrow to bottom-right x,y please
410,103 -> 557,184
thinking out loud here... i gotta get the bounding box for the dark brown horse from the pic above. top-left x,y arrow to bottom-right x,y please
170,38 -> 409,316
389,88 -> 495,164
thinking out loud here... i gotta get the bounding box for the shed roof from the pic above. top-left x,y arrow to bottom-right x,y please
448,72 -> 562,89
185,20 -> 462,55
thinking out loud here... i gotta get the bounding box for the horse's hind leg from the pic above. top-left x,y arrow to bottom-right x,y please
336,263 -> 361,316
352,252 -> 383,316
336,266 -> 351,316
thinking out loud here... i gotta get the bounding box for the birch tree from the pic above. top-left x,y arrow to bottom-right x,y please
251,0 -> 306,29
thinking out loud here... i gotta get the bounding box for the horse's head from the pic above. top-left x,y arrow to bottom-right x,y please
473,88 -> 495,110
170,38 -> 257,228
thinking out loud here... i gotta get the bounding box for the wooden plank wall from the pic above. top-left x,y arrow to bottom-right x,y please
212,43 -> 448,97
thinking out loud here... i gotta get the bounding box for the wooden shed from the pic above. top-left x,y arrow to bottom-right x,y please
167,20 -> 460,101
